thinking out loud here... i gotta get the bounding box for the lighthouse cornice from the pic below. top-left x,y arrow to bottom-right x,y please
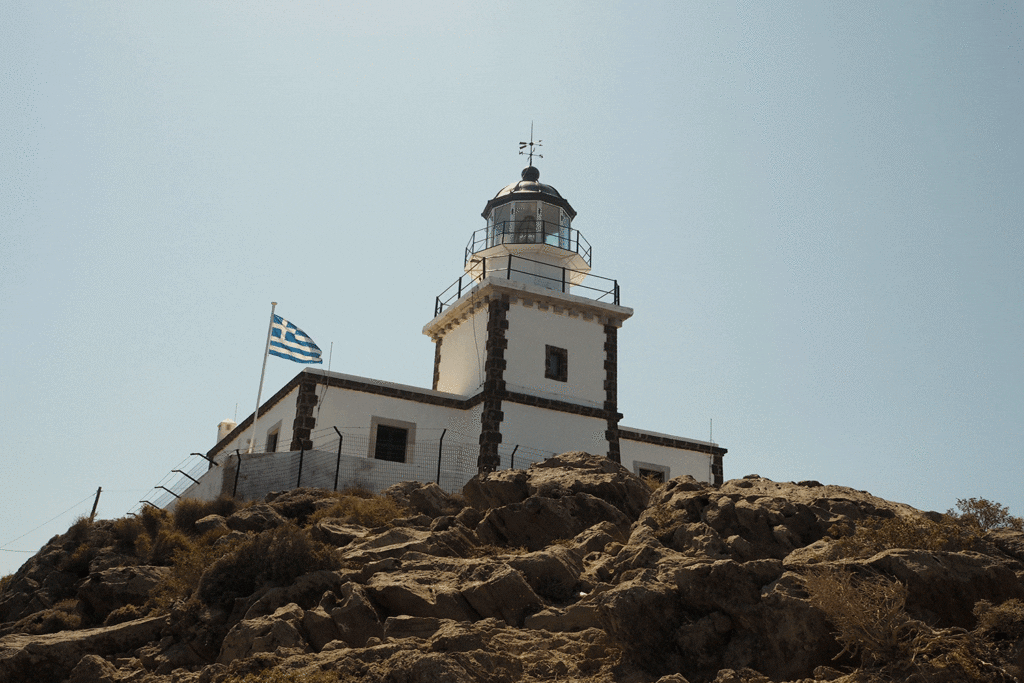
423,277 -> 633,342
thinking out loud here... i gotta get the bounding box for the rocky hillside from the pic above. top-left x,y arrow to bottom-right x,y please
1,452 -> 1023,683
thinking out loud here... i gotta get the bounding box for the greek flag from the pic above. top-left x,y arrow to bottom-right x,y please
269,315 -> 323,364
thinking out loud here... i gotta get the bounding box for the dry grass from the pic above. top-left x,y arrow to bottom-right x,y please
306,490 -> 408,528
172,495 -> 238,533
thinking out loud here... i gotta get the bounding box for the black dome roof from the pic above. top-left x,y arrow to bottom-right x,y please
481,166 -> 577,219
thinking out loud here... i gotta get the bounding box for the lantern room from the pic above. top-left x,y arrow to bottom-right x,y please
464,164 -> 592,290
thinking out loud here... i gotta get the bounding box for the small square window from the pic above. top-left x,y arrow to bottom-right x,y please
545,345 -> 568,382
375,425 -> 408,462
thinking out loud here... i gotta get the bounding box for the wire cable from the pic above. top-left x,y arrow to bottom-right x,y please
0,491 -> 96,550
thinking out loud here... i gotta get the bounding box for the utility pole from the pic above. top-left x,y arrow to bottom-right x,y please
89,487 -> 102,522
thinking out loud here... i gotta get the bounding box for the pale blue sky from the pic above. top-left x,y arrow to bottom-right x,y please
2,1 -> 1022,575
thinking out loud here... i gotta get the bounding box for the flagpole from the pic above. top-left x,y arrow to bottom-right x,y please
249,302 -> 277,454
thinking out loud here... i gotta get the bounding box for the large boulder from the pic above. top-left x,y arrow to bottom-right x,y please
476,492 -> 632,551
465,452 -> 651,521
76,565 -> 170,618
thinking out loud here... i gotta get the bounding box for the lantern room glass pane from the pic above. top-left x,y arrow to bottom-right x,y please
514,201 -> 538,243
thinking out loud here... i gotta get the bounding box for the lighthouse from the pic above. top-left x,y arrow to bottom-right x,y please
425,156 -> 633,473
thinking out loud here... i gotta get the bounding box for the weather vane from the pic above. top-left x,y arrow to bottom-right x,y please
519,123 -> 542,166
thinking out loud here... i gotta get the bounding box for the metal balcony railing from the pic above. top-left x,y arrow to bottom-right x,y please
434,253 -> 619,317
464,221 -> 592,267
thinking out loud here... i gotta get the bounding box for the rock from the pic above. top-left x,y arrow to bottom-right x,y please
330,582 -> 384,647
66,653 -> 118,683
459,563 -> 542,626
218,603 -> 310,664
384,615 -> 442,640
383,481 -> 451,518
195,514 -> 229,534
241,569 -> 350,621
310,520 -> 367,547
465,451 -> 651,521
76,565 -> 170,618
0,615 -> 168,683
507,545 -> 583,602
476,492 -> 632,551
226,503 -> 286,532
365,570 -> 477,622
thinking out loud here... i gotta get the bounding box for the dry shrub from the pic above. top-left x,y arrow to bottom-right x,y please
66,515 -> 93,544
949,498 -> 1024,532
0,573 -> 13,594
197,524 -> 339,606
641,473 -> 664,492
974,598 -> 1024,642
829,515 -> 981,557
59,543 -> 95,576
140,505 -> 170,538
803,567 -> 1011,681
147,528 -> 193,566
802,567 -> 919,666
148,529 -> 236,610
306,491 -> 408,528
103,603 -> 147,626
15,599 -> 84,634
110,516 -> 145,549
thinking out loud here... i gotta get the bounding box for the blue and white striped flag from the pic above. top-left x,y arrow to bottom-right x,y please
269,315 -> 323,364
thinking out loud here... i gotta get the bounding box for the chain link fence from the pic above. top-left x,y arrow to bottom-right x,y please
136,426 -> 558,512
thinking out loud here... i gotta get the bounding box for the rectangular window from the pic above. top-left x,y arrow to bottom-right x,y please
545,345 -> 568,382
638,467 -> 665,484
266,430 -> 279,453
374,425 -> 408,462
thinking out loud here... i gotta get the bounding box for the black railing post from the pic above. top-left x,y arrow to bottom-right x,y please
482,256 -> 486,279
509,445 -> 519,470
436,429 -> 446,485
507,254 -> 512,279
561,267 -> 566,293
296,448 -> 305,488
232,451 -> 242,498
614,281 -> 619,305
333,427 -> 343,491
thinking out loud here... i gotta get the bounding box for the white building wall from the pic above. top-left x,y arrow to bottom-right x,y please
313,384 -> 479,461
499,401 -> 608,459
435,306 -> 488,395
503,303 -> 606,407
619,436 -> 714,484
214,386 -> 300,462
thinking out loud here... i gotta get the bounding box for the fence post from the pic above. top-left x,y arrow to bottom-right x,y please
232,451 -> 242,498
333,427 -> 343,491
509,444 -> 519,470
507,254 -> 512,280
296,448 -> 305,488
436,429 -> 446,486
614,280 -> 619,306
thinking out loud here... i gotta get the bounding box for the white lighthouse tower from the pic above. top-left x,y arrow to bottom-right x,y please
424,150 -> 633,473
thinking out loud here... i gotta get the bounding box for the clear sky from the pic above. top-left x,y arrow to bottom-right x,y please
2,1 -> 1022,576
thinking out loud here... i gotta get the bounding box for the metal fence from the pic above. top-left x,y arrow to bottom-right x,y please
135,427 -> 558,513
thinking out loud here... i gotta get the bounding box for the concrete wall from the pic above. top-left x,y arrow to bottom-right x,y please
500,401 -> 608,458
434,306 -> 488,396
503,302 -> 606,407
619,432 -> 714,484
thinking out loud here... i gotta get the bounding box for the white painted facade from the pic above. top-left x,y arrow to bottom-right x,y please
184,161 -> 725,504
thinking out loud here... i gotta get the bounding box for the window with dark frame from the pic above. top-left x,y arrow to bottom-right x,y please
266,430 -> 279,453
638,467 -> 665,484
374,425 -> 408,462
545,345 -> 568,382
